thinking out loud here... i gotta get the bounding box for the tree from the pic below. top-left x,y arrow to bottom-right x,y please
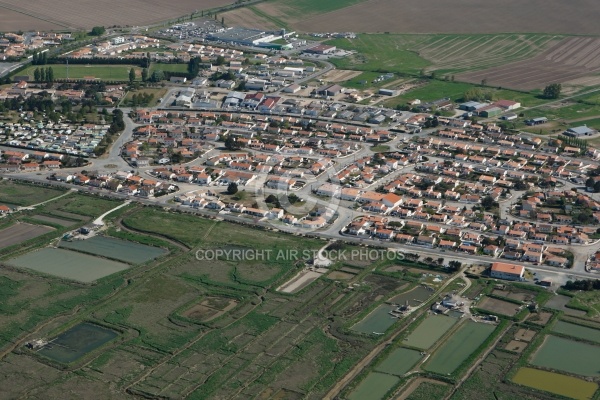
227,182 -> 238,195
90,26 -> 106,36
543,83 -> 562,99
224,135 -> 239,150
481,195 -> 495,210
39,68 -> 46,82
141,68 -> 148,82
215,55 -> 225,66
46,67 -> 54,83
129,68 -> 136,84
33,68 -> 40,82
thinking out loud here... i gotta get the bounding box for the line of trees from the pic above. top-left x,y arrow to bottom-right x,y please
33,67 -> 54,83
31,52 -> 48,65
559,134 -> 588,151
563,279 -> 600,291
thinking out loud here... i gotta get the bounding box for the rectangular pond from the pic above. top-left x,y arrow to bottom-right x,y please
402,314 -> 458,350
512,367 -> 598,400
424,321 -> 496,375
347,372 -> 399,400
375,347 -> 423,376
38,322 -> 118,364
388,286 -> 433,307
8,248 -> 129,282
59,236 -> 167,264
552,320 -> 600,344
532,335 -> 600,377
352,304 -> 399,335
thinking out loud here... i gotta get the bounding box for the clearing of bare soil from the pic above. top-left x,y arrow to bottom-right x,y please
320,69 -> 363,82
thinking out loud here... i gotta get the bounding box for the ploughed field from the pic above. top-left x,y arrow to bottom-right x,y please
457,37 -> 600,90
0,223 -> 54,248
0,0 -> 235,30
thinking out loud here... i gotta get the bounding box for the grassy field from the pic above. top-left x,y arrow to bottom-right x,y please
0,181 -> 66,206
121,87 -> 167,106
327,35 -> 430,76
406,381 -> 449,400
383,80 -> 547,108
150,63 -> 188,73
326,33 -> 557,77
21,64 -> 142,81
39,194 -> 122,218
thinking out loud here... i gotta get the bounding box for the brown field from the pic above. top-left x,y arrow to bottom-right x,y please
527,311 -> 553,326
320,69 -> 362,82
0,0 -> 235,30
505,340 -> 527,353
327,271 -> 355,280
457,37 -> 600,90
0,6 -> 66,31
515,328 -> 536,342
30,214 -> 75,227
291,0 -> 600,35
182,297 -> 238,322
222,7 -> 279,30
478,296 -> 520,317
0,223 -> 54,248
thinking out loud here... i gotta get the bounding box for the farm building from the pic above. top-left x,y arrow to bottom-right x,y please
459,101 -> 487,111
283,84 -> 301,93
304,44 -> 337,54
315,84 -> 344,97
500,113 -> 518,121
564,125 -> 598,137
207,28 -> 284,47
526,117 -> 547,126
479,107 -> 503,118
379,88 -> 397,96
490,262 -> 525,281
494,100 -> 521,110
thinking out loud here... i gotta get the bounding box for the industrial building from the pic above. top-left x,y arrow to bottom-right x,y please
207,27 -> 291,49
564,125 -> 598,137
303,44 -> 337,55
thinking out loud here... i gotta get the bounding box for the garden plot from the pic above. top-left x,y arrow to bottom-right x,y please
478,296 -> 521,316
0,223 -> 54,248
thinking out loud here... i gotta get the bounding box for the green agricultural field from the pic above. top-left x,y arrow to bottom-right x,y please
512,367 -> 598,400
274,0 -> 365,16
21,64 -> 142,81
0,181 -> 66,206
